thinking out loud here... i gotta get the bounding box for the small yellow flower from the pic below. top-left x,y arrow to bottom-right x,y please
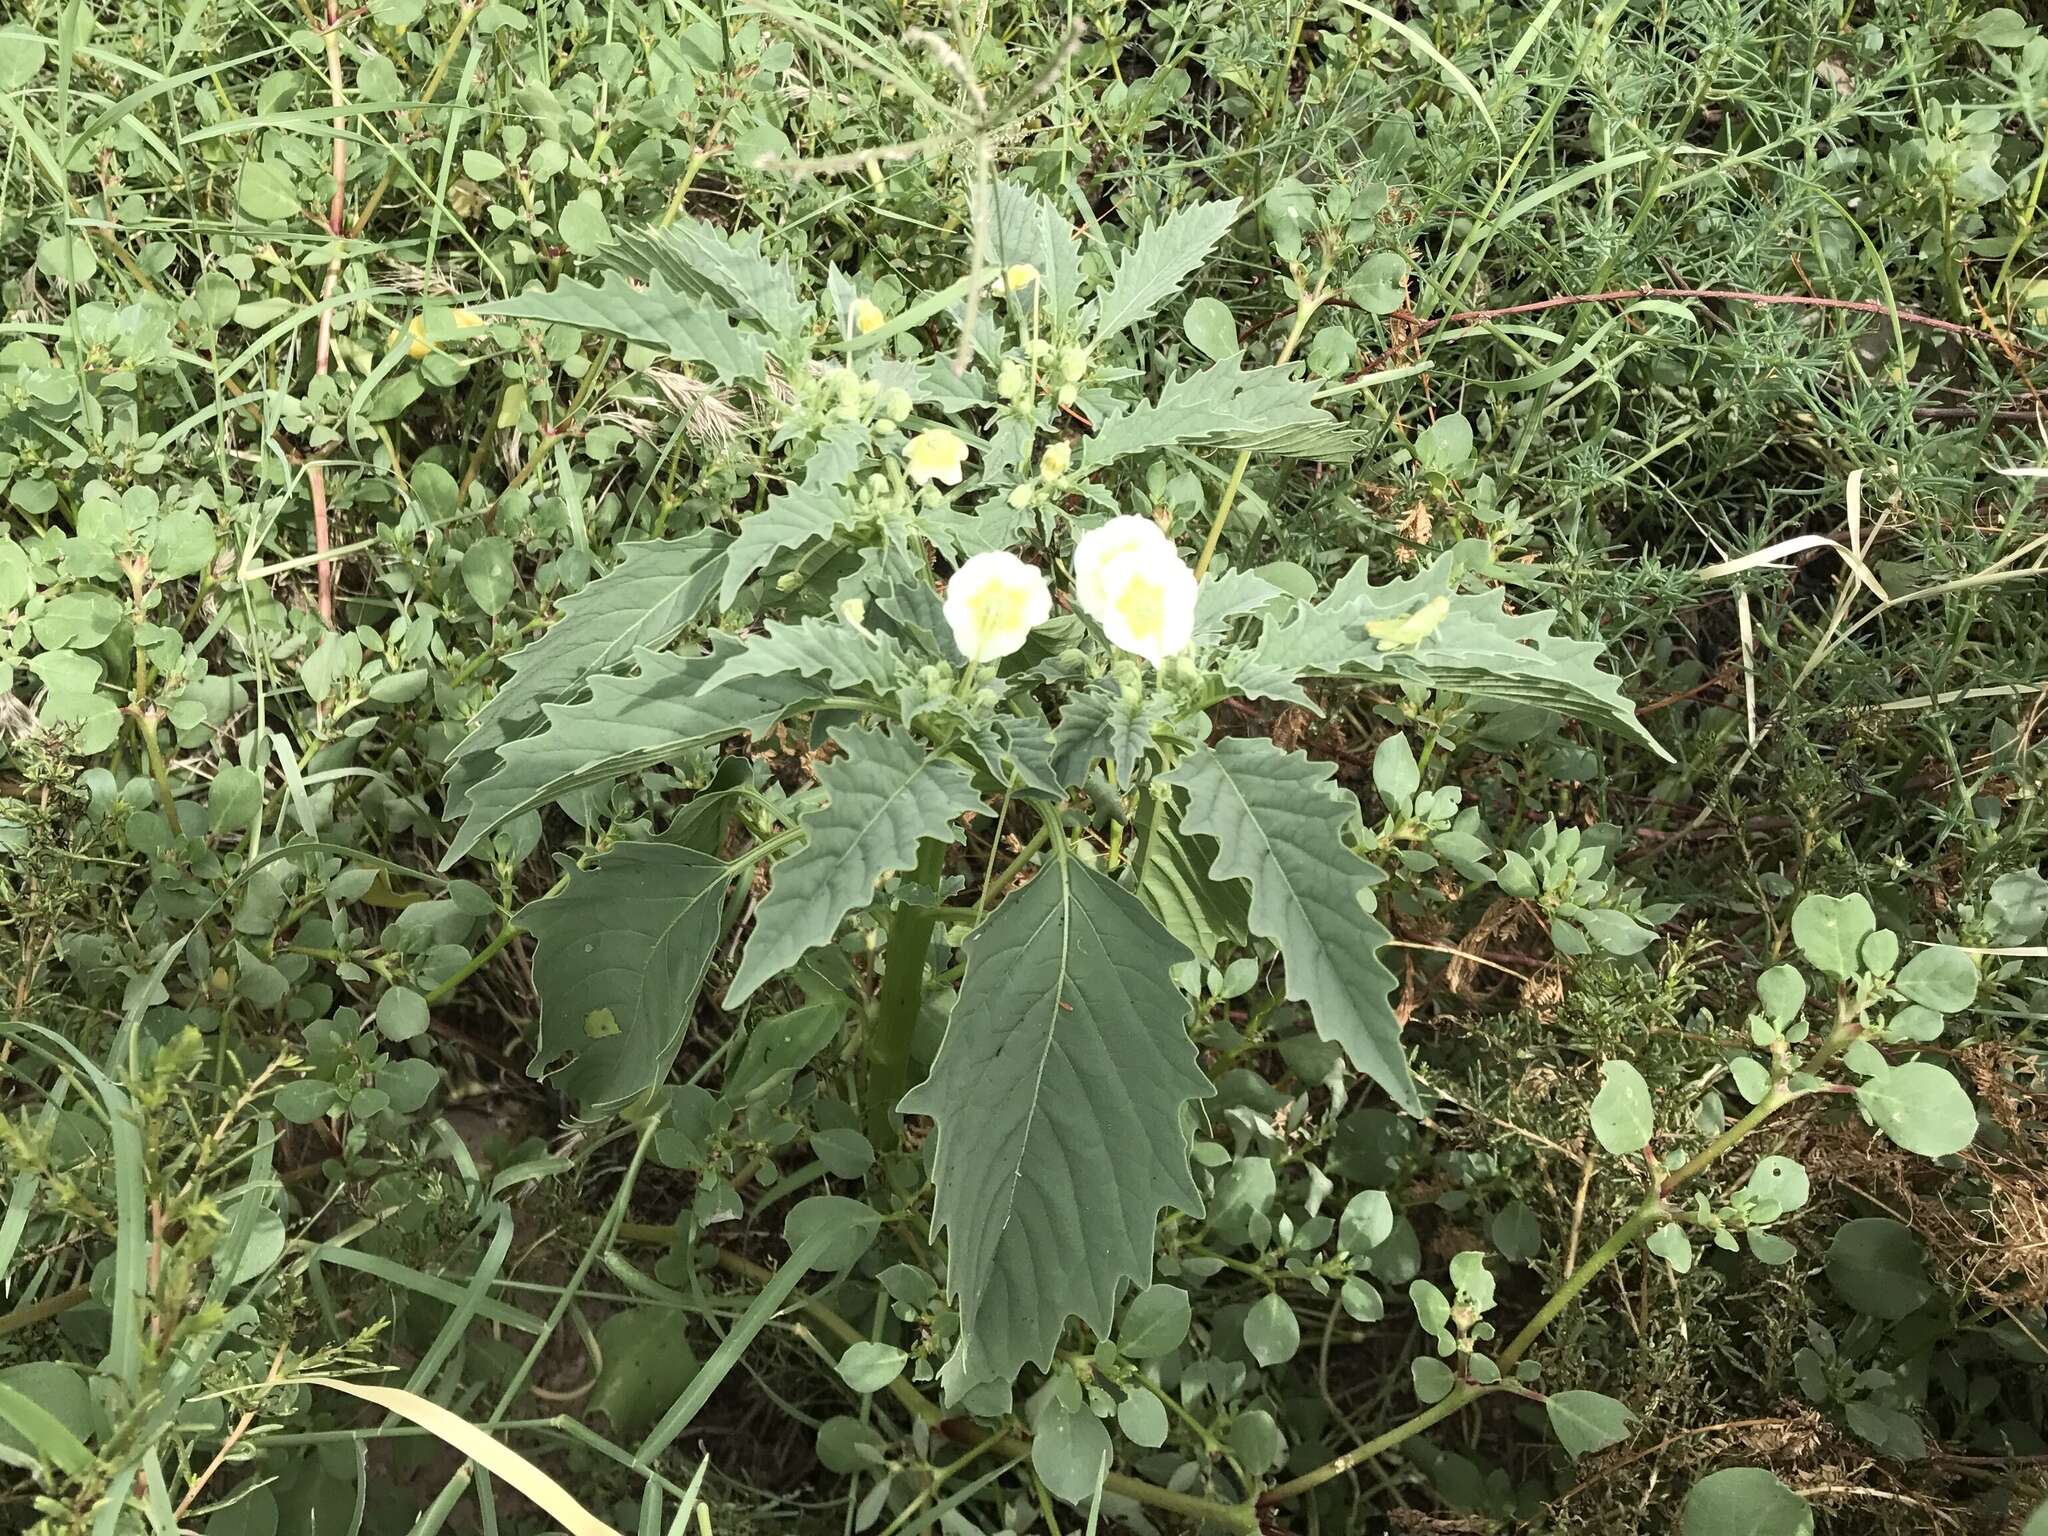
904,428 -> 971,487
944,552 -> 1052,664
990,262 -> 1040,297
394,309 -> 487,359
1039,440 -> 1071,481
851,296 -> 887,335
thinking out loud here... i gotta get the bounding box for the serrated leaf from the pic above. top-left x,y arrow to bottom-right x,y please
726,725 -> 981,1005
1234,552 -> 1667,758
1134,814 -> 1251,964
1164,738 -> 1417,1112
988,181 -> 1083,319
1080,356 -> 1332,471
1051,684 -> 1167,789
721,424 -> 865,610
481,271 -> 765,381
447,533 -> 727,814
1546,1390 -> 1635,1460
1091,198 -> 1241,342
607,219 -> 807,334
520,843 -> 734,1112
443,641 -> 810,867
902,859 -> 1211,1382
707,616 -> 908,695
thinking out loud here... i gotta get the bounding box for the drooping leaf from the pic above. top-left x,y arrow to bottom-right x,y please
1164,738 -> 1418,1112
447,533 -> 727,814
1233,551 -> 1668,759
1091,198 -> 1241,342
725,725 -> 981,1005
519,842 -> 735,1113
481,271 -> 765,381
902,858 -> 1211,1383
721,424 -> 864,610
1545,1390 -> 1635,1460
1080,356 -> 1335,470
443,641 -> 810,867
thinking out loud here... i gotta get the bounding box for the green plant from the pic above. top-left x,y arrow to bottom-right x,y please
5,0 -> 2047,1531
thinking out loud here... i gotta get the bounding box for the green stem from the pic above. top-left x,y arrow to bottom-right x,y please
0,1284 -> 91,1338
424,920 -> 520,1004
1266,1020 -> 1860,1508
977,820 -> 1051,918
131,706 -> 184,839
867,838 -> 950,1146
1263,1383 -> 1493,1503
1192,268 -> 1327,582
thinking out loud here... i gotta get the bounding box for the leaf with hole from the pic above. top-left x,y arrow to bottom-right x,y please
519,843 -> 734,1112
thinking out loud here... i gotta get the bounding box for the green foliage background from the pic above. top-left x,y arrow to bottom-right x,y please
3,0 -> 2046,1532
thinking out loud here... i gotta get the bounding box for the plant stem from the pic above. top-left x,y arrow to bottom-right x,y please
1193,267 -> 1328,582
424,920 -> 521,1005
130,706 -> 184,839
977,819 -> 1051,918
1263,1382 -> 1493,1502
0,1284 -> 90,1338
867,838 -> 950,1146
1265,1022 -> 1858,1508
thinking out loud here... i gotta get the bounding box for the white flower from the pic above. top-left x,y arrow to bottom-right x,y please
1094,540 -> 1198,667
904,428 -> 970,487
850,296 -> 887,335
1039,440 -> 1071,480
1073,515 -> 1174,622
944,551 -> 1052,664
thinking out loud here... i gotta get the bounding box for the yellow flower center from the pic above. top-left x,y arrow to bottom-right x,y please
1111,569 -> 1168,643
964,581 -> 1033,647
